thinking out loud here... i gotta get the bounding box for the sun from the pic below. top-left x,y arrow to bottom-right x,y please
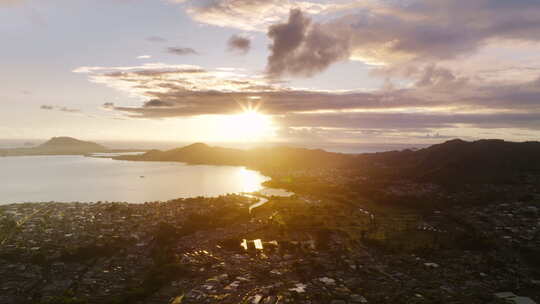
225,109 -> 275,141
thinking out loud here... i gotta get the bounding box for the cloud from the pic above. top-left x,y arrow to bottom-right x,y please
146,36 -> 167,43
137,55 -> 152,59
40,105 -> 81,113
167,47 -> 198,55
184,0 -> 358,31
370,64 -> 470,93
267,9 -> 351,77
177,0 -> 540,78
227,34 -> 251,54
275,126 -> 458,144
59,107 -> 80,113
413,64 -> 467,88
74,62 -> 540,137
260,0 -> 540,77
40,105 -> 54,110
278,112 -> 540,131
143,99 -> 173,107
344,0 -> 540,65
102,102 -> 115,109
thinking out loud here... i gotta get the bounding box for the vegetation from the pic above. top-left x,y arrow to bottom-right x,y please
117,139 -> 540,187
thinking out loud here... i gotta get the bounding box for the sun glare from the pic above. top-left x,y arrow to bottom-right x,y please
225,109 -> 275,141
237,167 -> 267,193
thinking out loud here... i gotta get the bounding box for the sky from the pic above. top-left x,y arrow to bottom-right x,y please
1,0 -> 540,146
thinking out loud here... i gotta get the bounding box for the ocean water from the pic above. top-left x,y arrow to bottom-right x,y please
0,155 -> 269,204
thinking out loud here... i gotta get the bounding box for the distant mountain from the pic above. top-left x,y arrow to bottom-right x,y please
118,139 -> 540,185
0,137 -> 107,156
116,142 -> 351,173
37,137 -> 107,153
360,139 -> 540,184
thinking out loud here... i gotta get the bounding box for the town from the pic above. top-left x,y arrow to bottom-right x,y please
1,174 -> 539,303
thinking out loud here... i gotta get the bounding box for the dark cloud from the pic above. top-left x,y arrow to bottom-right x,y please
167,47 -> 199,56
263,1 -> 540,77
40,105 -> 54,110
40,105 -> 80,113
146,36 -> 167,43
373,64 -> 470,92
413,65 -> 468,88
59,107 -> 80,113
108,89 -> 399,118
267,9 -> 351,78
143,99 -> 173,107
278,112 -> 540,131
267,9 -> 310,76
102,74 -> 540,120
102,102 -> 115,109
227,34 -> 251,54
369,0 -> 540,60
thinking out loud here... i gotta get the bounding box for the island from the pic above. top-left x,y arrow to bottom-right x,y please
0,137 -> 143,157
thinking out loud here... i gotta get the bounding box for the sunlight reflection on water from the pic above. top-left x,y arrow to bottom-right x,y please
0,155 -> 270,204
236,167 -> 266,193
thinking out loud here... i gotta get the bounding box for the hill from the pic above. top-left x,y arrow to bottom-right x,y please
116,142 -> 351,173
359,139 -> 540,184
0,137 -> 107,156
36,137 -> 107,153
118,139 -> 540,185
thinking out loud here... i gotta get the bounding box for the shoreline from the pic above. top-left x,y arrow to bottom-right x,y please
0,154 -> 279,205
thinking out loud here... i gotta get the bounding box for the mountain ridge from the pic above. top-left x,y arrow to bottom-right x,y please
116,139 -> 540,185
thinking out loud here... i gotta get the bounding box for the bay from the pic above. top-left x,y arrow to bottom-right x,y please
0,155 -> 269,204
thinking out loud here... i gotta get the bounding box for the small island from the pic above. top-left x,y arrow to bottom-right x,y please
0,137 -> 141,157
